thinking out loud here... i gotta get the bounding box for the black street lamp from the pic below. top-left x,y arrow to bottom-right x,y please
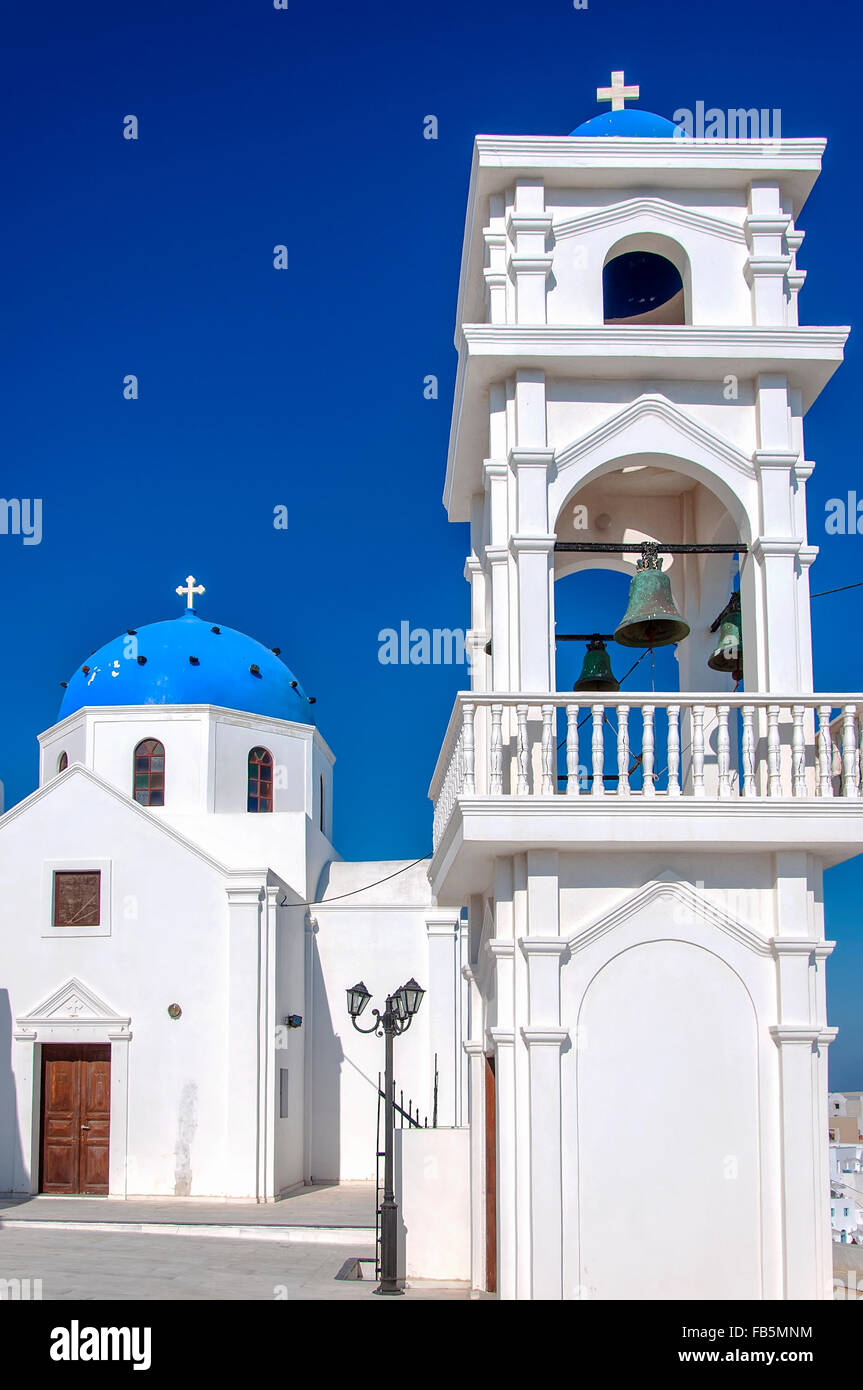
346,977 -> 425,1296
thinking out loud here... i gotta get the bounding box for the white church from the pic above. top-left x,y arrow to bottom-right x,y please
1,75 -> 861,1301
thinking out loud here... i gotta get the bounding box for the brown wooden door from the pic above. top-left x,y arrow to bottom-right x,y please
40,1045 -> 110,1194
485,1054 -> 497,1293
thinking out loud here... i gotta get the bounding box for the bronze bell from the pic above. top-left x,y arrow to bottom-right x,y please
614,542 -> 690,649
708,592 -> 743,681
573,637 -> 620,693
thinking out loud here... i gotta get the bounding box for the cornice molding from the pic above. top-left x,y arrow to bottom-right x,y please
555,392 -> 754,481
554,196 -> 747,246
565,874 -> 773,959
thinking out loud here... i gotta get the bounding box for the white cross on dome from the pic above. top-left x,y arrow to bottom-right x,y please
596,70 -> 640,112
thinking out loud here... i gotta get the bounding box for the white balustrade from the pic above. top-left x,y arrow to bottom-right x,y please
429,693 -> 863,848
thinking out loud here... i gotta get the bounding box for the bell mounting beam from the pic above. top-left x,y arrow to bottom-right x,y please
554,542 -> 747,554
556,633 -> 616,642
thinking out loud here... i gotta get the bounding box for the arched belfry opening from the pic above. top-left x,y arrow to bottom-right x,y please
552,455 -> 746,695
603,236 -> 689,325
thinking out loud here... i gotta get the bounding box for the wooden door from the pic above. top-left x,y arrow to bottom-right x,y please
485,1054 -> 497,1293
40,1045 -> 111,1194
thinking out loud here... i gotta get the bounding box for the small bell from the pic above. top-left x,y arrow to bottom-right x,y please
614,542 -> 690,649
573,637 -> 620,693
707,592 -> 743,681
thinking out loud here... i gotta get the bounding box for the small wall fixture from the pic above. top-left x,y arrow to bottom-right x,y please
167,1003 -> 182,1019
284,1015 -> 303,1029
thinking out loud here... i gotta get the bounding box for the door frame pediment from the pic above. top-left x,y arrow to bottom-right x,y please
12,978 -> 131,1197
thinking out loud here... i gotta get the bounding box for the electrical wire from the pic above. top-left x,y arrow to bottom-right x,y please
811,581 -> 863,598
279,854 -> 430,909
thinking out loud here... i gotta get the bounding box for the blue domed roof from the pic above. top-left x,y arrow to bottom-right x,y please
570,109 -> 682,138
59,610 -> 315,725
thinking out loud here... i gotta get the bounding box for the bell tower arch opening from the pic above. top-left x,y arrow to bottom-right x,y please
603,234 -> 690,325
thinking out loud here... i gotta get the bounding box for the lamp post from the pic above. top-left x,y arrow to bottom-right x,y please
346,977 -> 425,1295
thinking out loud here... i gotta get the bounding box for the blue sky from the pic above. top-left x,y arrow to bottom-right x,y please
1,0 -> 861,1082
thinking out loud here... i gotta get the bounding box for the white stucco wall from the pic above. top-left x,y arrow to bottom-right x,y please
396,1127 -> 471,1283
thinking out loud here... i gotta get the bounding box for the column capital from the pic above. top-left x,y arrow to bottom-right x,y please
507,447 -> 555,471
520,1026 -> 568,1049
519,936 -> 570,960
506,211 -> 553,239
508,533 -> 556,557
753,449 -> 799,471
426,912 -> 461,937
484,543 -> 510,565
483,457 -> 509,484
463,1040 -> 487,1057
750,536 -> 803,562
769,1025 -> 821,1047
488,1026 -> 515,1048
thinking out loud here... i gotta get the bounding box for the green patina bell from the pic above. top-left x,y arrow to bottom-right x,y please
573,637 -> 620,693
708,591 -> 743,681
614,542 -> 690,649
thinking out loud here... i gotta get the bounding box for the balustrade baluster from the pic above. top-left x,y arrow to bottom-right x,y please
791,705 -> 807,798
642,705 -> 655,798
817,705 -> 834,797
516,704 -> 529,795
489,703 -> 503,796
767,705 -> 782,797
463,703 -> 476,795
541,704 -> 555,794
667,704 -> 681,797
741,706 -> 756,797
591,704 -> 604,796
717,704 -> 731,798
566,703 -> 580,796
842,704 -> 860,799
617,705 -> 630,797
691,705 -> 706,797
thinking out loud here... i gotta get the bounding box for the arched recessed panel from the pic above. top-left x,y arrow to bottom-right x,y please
57,751 -> 68,773
573,940 -> 760,1299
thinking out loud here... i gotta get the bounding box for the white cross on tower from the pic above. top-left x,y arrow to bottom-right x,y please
596,70 -> 640,112
176,574 -> 205,609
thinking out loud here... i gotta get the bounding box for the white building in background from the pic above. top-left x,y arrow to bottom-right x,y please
830,1190 -> 862,1241
0,75 -> 861,1303
829,1091 -> 863,1143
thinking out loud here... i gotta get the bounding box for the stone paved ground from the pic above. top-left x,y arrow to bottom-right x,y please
0,1180 -> 377,1230
0,1227 -> 473,1300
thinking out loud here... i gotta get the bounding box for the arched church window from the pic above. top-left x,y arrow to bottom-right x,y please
603,250 -> 685,325
57,751 -> 68,773
248,747 -> 273,813
134,738 -> 165,807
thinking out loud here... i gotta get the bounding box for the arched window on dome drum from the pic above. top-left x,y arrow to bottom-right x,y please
248,747 -> 273,813
134,738 -> 165,807
57,751 -> 68,773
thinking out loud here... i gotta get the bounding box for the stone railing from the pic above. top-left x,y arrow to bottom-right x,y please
430,693 -> 863,850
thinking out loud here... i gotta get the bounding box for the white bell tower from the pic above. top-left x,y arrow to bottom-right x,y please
430,79 -> 860,1300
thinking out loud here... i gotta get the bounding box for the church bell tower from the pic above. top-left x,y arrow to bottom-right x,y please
429,75 -> 859,1300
